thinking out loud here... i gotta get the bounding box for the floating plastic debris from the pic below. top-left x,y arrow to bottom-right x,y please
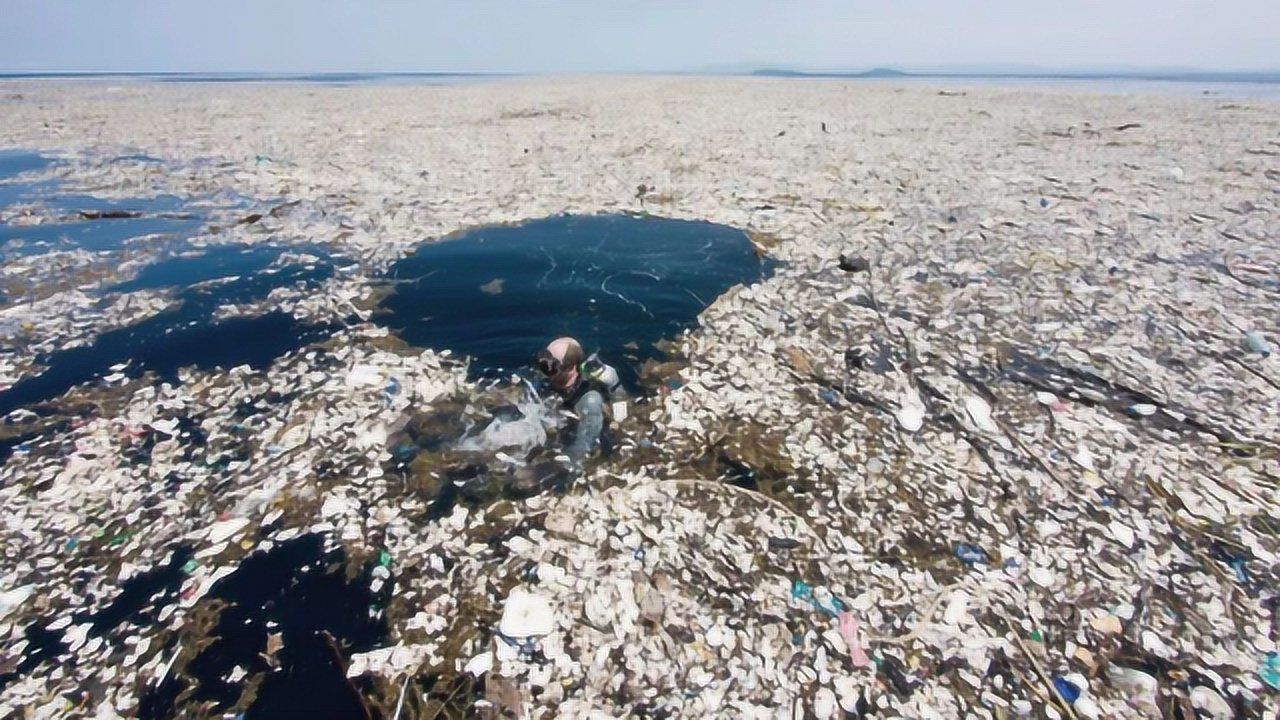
498,588 -> 555,639
1244,330 -> 1272,357
0,79 -> 1276,720
954,543 -> 988,565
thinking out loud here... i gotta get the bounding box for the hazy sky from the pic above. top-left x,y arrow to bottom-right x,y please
2,1 -> 1277,74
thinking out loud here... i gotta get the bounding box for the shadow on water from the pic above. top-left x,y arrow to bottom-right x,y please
111,153 -> 164,164
379,213 -> 775,388
0,258 -> 337,416
140,534 -> 389,720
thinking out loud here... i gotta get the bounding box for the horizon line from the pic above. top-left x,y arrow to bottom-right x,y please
2,66 -> 1279,79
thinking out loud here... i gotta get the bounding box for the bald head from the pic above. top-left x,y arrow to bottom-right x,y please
542,336 -> 583,391
547,337 -> 583,367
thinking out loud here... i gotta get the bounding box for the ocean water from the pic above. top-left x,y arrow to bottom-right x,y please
0,215 -> 203,255
0,262 -> 337,417
0,152 -> 340,417
139,534 -> 388,720
380,213 -> 775,388
0,150 -> 52,179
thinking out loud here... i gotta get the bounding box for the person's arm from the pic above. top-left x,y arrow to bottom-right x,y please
564,390 -> 604,460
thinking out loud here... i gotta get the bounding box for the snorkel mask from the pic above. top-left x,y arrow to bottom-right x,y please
535,349 -> 563,378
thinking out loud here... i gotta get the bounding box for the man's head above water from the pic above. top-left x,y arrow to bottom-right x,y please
537,336 -> 584,391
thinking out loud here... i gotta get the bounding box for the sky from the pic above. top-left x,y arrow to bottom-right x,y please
1,0 -> 1277,74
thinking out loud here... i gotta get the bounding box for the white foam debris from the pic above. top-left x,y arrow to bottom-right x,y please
498,588 -> 556,639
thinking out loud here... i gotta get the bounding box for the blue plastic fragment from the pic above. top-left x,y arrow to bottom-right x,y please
1040,198 -> 1050,208
955,543 -> 988,565
1053,676 -> 1080,704
818,388 -> 840,405
496,631 -> 539,655
1230,558 -> 1248,584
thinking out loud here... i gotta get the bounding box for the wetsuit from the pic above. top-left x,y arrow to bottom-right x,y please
558,376 -> 607,460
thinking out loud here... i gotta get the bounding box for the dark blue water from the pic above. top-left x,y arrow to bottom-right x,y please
0,544 -> 193,692
380,214 -> 773,387
0,179 -> 57,209
140,534 -> 388,720
0,259 -> 336,416
0,150 -> 343,418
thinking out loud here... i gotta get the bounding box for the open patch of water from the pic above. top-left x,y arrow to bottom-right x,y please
0,255 -> 338,416
0,216 -> 204,256
140,534 -> 388,720
379,214 -> 774,387
0,150 -> 56,207
108,243 -> 342,294
0,544 -> 194,692
1,189 -> 203,258
0,150 -> 345,416
0,312 -> 331,416
0,150 -> 51,180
